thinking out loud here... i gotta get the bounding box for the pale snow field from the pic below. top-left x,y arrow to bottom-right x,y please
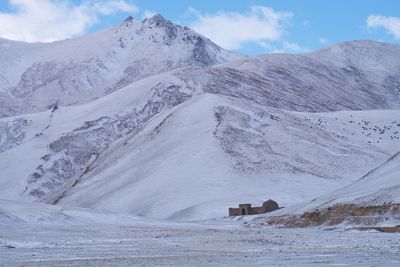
1,222 -> 399,266
1,200 -> 399,266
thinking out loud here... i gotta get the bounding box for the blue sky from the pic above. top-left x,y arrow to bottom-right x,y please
0,0 -> 399,55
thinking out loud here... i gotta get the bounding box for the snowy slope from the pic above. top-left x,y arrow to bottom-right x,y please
189,40 -> 400,112
1,86 -> 399,219
0,199 -> 151,225
0,14 -> 241,117
0,71 -> 192,200
296,151 -> 400,212
258,151 -> 400,227
55,94 -> 400,220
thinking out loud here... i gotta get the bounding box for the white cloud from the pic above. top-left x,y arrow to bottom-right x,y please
93,0 -> 137,15
189,6 -> 293,50
143,10 -> 157,19
367,15 -> 400,39
0,0 -> 138,42
282,41 -> 302,52
261,41 -> 305,54
319,37 -> 328,44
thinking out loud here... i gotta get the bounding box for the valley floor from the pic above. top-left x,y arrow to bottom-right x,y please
1,222 -> 399,266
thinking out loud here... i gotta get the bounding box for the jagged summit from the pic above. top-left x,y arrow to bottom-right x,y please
145,14 -> 167,24
121,14 -> 168,25
123,15 -> 134,22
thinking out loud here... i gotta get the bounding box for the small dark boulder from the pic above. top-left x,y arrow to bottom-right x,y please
262,199 -> 279,212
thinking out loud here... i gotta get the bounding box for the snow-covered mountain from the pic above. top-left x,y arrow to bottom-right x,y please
1,15 -> 400,221
1,89 -> 399,219
0,14 -> 241,117
195,40 -> 400,112
56,95 -> 400,219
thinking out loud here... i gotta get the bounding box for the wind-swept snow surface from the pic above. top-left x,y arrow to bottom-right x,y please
0,198 -> 399,266
1,219 -> 399,266
0,199 -> 146,225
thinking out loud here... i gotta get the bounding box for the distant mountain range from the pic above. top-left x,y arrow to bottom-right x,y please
1,15 -> 399,221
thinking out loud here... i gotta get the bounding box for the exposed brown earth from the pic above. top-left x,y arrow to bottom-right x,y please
353,226 -> 400,233
266,204 -> 400,228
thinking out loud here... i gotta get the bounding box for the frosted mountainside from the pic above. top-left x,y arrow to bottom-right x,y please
57,94 -> 400,219
0,15 -> 241,117
0,16 -> 400,220
189,40 -> 400,112
1,88 -> 399,219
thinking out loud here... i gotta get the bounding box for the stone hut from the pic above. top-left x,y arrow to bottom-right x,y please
229,199 -> 279,216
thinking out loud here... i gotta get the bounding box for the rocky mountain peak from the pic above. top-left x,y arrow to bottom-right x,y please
149,14 -> 167,23
123,16 -> 134,23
